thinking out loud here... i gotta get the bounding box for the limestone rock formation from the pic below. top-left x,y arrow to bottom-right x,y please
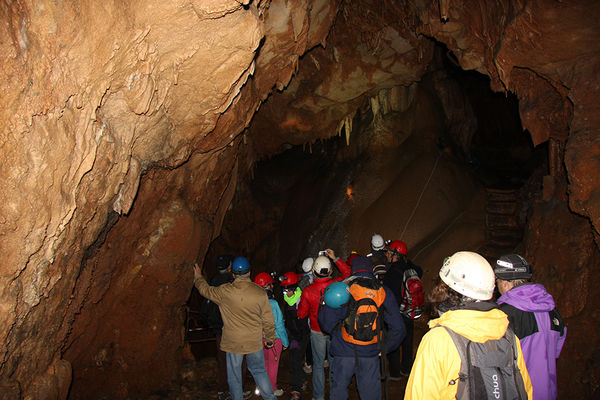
0,0 -> 598,398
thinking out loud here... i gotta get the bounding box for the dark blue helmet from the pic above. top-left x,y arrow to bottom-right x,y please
232,256 -> 251,274
216,254 -> 233,271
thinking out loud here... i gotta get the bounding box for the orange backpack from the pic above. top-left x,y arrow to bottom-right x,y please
341,277 -> 386,345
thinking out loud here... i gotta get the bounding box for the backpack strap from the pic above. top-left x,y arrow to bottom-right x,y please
505,327 -> 528,400
441,326 -> 470,400
378,309 -> 387,366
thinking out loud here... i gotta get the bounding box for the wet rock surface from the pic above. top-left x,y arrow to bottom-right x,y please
0,0 -> 598,398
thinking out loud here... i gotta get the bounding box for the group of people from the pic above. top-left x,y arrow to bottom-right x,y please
193,235 -> 566,400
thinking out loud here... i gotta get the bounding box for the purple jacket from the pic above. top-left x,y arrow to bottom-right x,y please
498,284 -> 566,400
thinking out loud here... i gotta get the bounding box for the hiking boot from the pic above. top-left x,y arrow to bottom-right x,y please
302,363 -> 312,374
290,391 -> 301,400
243,390 -> 253,399
274,389 -> 284,397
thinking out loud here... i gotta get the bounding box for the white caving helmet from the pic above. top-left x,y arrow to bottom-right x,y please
371,233 -> 385,251
312,256 -> 332,278
302,257 -> 314,273
439,251 -> 495,300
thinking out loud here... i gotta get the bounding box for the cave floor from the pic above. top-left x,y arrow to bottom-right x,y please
171,322 -> 431,400
186,349 -> 409,400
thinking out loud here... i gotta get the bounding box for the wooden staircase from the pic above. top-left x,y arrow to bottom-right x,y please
478,188 -> 523,260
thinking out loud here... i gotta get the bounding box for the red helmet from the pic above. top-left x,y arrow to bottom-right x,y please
387,240 -> 407,256
280,271 -> 299,287
346,252 -> 361,266
254,272 -> 275,287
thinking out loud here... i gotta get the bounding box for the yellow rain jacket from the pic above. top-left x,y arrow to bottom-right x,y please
405,306 -> 533,400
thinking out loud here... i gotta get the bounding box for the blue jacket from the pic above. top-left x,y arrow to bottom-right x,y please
318,270 -> 406,358
498,283 -> 566,400
270,299 -> 290,348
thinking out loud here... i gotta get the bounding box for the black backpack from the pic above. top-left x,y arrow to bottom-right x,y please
198,274 -> 233,333
198,297 -> 223,332
442,326 -> 528,400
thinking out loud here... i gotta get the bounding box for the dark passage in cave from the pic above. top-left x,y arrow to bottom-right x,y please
206,44 -> 546,277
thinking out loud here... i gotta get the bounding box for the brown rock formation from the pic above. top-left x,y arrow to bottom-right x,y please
0,0 -> 598,398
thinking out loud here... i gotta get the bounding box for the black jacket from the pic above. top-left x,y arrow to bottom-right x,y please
283,298 -> 310,341
200,271 -> 234,335
383,257 -> 423,307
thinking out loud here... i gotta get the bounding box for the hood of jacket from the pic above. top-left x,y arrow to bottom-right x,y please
428,304 -> 509,342
347,269 -> 377,280
497,283 -> 555,312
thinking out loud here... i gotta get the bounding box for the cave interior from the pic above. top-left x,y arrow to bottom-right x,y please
0,0 -> 599,399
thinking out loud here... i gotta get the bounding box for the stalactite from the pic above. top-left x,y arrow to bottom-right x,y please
336,113 -> 353,147
310,54 -> 320,70
370,96 -> 380,119
439,0 -> 450,22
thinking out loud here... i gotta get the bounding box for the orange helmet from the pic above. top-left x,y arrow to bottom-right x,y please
254,272 -> 275,287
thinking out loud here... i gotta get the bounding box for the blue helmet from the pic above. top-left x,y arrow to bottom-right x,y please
323,281 -> 350,309
232,256 -> 251,274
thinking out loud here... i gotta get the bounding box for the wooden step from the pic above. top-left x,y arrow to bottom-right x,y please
485,201 -> 518,215
486,225 -> 522,239
485,188 -> 518,202
486,214 -> 520,230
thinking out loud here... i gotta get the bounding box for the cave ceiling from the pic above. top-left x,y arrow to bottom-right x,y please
0,0 -> 599,399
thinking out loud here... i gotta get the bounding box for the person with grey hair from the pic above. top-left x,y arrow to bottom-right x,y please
494,254 -> 566,400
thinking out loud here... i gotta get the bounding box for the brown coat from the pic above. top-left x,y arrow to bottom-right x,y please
194,274 -> 276,354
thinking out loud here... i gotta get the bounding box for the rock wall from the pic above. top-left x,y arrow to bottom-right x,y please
62,149 -> 241,398
0,0 -> 339,397
525,193 -> 600,398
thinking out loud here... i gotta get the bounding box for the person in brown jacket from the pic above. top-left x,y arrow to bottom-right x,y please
194,256 -> 277,400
